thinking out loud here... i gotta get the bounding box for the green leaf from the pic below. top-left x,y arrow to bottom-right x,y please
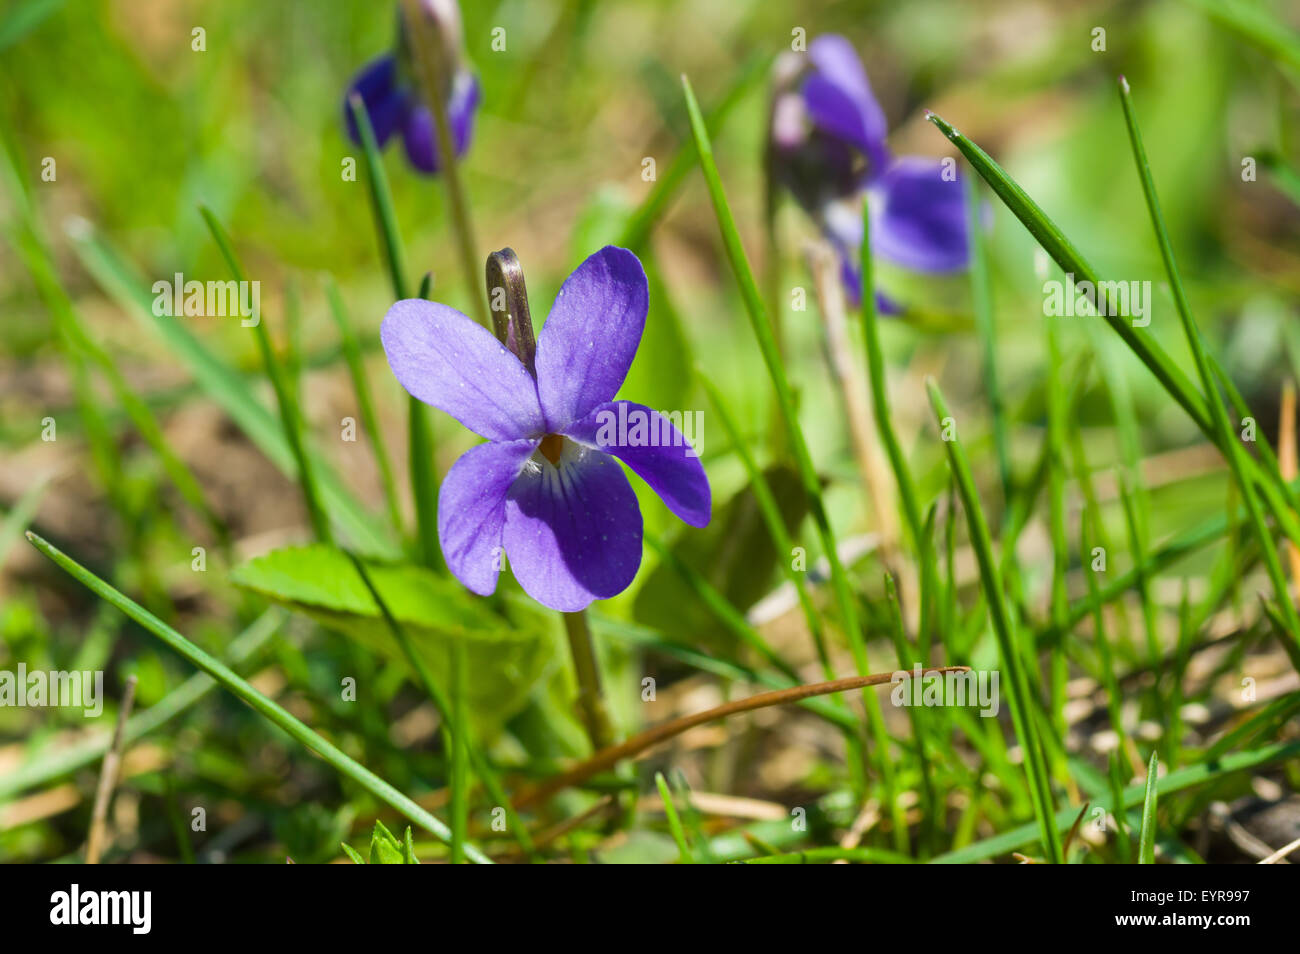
231,544 -> 554,735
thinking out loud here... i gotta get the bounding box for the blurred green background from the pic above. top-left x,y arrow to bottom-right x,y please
1,0 -> 1298,863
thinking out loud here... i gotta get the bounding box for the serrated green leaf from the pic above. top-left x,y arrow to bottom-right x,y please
231,544 -> 555,736
369,820 -> 404,865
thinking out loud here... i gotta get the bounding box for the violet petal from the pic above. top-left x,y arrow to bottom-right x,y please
401,71 -> 480,173
344,55 -> 408,148
534,246 -> 648,431
802,35 -> 890,179
565,401 -> 711,527
870,156 -> 971,272
381,298 -> 544,440
438,438 -> 539,595
502,445 -> 643,612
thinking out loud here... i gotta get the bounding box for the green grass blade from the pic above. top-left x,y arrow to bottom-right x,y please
698,372 -> 834,678
407,394 -> 442,570
925,110 -> 1300,548
683,74 -> 901,804
66,224 -> 398,556
0,475 -> 48,572
926,378 -> 1064,863
932,739 -> 1300,863
1079,512 -> 1133,771
0,609 -> 282,801
346,96 -> 410,300
347,94 -> 441,570
325,276 -> 404,535
449,640 -> 468,864
655,771 -> 694,864
859,197 -> 941,659
1117,77 -> 1300,669
0,0 -> 62,53
1138,751 -> 1159,863
0,138 -> 230,549
643,533 -> 798,682
1043,317 -> 1072,778
200,206 -> 332,543
964,176 -> 1010,500
344,550 -> 537,858
24,531 -> 491,863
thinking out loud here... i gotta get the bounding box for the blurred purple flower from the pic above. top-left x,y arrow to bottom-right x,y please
768,34 -> 970,310
344,1 -> 480,175
381,247 -> 712,612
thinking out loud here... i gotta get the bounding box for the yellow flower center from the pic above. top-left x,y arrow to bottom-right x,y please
538,433 -> 565,466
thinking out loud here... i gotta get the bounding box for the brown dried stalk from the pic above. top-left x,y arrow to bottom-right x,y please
514,666 -> 969,808
85,675 -> 138,864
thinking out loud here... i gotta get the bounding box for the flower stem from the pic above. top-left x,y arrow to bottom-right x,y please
400,0 -> 489,330
562,610 -> 616,752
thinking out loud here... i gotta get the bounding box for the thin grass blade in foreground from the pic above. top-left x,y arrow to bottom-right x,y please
1117,75 -> 1300,668
24,531 -> 491,864
1138,751 -> 1159,864
924,110 -> 1300,548
681,73 -> 891,798
927,379 -> 1064,863
964,176 -> 1010,501
201,207 -> 332,543
347,93 -> 441,570
859,197 -> 941,660
1182,0 -> 1300,73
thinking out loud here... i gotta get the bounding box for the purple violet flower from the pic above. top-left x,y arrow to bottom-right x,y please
768,34 -> 970,311
381,246 -> 712,612
344,1 -> 481,175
